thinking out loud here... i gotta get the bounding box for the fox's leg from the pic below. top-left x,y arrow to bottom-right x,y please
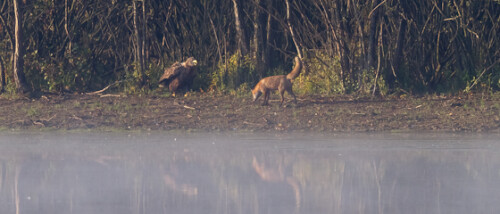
279,89 -> 285,106
287,88 -> 297,104
263,90 -> 270,105
278,82 -> 287,106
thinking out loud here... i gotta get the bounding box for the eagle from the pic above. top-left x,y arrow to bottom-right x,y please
159,57 -> 198,92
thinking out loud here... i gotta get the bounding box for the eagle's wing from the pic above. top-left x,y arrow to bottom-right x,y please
159,62 -> 182,83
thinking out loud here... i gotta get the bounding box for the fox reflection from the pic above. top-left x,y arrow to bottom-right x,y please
163,174 -> 198,197
252,156 -> 301,209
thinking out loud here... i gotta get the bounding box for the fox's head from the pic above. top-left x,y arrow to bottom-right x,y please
252,88 -> 262,102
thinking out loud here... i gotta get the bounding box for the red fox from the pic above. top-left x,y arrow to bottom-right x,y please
252,56 -> 303,106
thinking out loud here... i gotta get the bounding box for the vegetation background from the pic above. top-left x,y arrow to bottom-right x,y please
0,0 -> 499,97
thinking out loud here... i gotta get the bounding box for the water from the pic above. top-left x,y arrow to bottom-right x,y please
0,132 -> 499,214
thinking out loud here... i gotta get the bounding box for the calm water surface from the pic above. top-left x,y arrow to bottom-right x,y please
0,132 -> 499,214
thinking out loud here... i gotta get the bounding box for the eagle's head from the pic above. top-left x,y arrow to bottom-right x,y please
183,57 -> 198,67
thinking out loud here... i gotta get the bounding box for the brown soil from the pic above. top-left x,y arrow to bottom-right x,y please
0,92 -> 499,132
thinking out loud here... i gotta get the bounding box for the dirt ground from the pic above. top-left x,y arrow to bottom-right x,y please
0,92 -> 499,132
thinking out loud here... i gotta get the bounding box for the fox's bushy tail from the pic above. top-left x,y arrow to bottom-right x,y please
286,57 -> 303,80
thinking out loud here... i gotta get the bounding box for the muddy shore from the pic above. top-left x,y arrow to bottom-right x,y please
0,92 -> 499,133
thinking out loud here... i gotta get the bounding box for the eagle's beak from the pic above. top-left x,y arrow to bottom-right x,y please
192,60 -> 198,66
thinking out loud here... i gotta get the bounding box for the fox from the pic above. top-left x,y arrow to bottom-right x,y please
252,56 -> 303,106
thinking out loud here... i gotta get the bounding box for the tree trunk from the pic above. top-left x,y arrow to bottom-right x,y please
13,0 -> 29,94
253,0 -> 264,77
334,1 -> 351,90
208,13 -> 222,63
64,0 -> 72,55
142,0 -> 148,63
252,0 -> 261,58
390,18 -> 407,86
372,21 -> 384,96
232,0 -> 248,56
367,0 -> 381,69
0,57 -> 5,93
263,5 -> 272,70
132,0 -> 146,86
285,0 -> 302,59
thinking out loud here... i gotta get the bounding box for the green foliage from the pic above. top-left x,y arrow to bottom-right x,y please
23,49 -> 92,93
210,53 -> 256,92
294,52 -> 344,96
0,57 -> 17,97
145,63 -> 164,90
122,64 -> 142,94
0,0 -> 498,96
497,75 -> 500,90
355,69 -> 388,96
191,65 -> 210,92
294,51 -> 389,96
26,106 -> 40,117
232,82 -> 251,98
464,66 -> 500,93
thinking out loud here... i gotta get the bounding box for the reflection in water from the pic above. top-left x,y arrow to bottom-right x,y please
0,132 -> 499,214
253,155 -> 301,211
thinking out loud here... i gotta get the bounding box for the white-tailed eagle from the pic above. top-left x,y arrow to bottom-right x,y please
159,57 -> 198,92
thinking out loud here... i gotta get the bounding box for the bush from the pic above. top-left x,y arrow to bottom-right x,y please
209,53 -> 256,92
355,68 -> 388,96
294,51 -> 344,95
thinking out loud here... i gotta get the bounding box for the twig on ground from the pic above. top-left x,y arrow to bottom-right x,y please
100,94 -> 121,98
183,105 -> 196,110
86,80 -> 125,95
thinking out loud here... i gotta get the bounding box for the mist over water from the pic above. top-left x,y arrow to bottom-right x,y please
0,132 -> 499,214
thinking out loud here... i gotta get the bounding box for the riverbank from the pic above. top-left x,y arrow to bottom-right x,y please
1,92 -> 499,132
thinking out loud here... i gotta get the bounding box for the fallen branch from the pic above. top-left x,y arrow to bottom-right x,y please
70,115 -> 82,120
183,105 -> 196,110
100,94 -> 121,98
86,80 -> 124,95
40,114 -> 57,122
32,121 -> 45,127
